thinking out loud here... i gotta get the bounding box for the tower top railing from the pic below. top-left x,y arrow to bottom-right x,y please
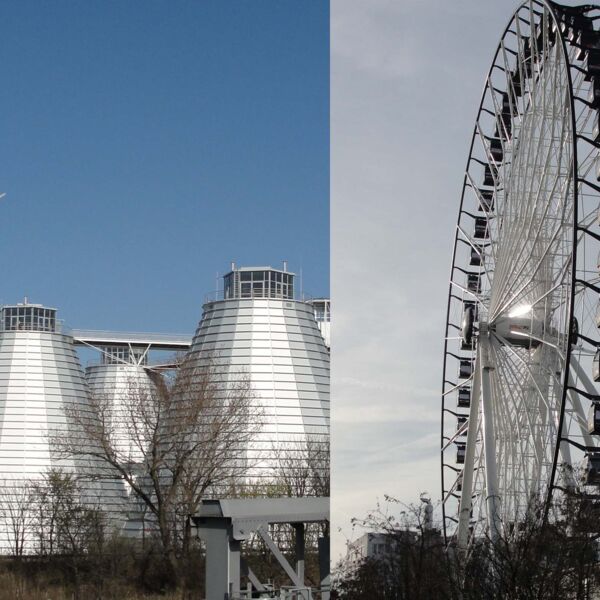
203,289 -> 325,304
0,318 -> 70,335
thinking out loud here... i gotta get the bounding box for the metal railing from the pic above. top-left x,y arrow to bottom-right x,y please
86,352 -> 181,368
203,289 -> 324,305
0,318 -> 70,335
71,329 -> 193,347
228,588 -> 318,600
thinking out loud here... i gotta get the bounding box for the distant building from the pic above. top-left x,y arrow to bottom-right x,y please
346,532 -> 402,567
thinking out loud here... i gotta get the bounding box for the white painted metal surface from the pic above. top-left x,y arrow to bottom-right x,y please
187,267 -> 330,489
0,305 -> 128,551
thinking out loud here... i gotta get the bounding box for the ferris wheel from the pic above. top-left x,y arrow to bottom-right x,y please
441,0 -> 600,550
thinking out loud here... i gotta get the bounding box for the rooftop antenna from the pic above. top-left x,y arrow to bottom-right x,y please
231,261 -> 236,272
283,260 -> 288,273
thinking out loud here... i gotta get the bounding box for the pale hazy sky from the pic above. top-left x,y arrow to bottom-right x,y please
330,0 -> 555,560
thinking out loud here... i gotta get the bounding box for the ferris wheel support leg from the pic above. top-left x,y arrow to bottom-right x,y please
480,335 -> 502,544
457,353 -> 482,552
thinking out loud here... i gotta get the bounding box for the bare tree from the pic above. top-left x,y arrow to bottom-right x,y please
271,434 -> 330,498
0,480 -> 35,558
334,492 -> 600,600
335,496 -> 450,600
459,493 -> 600,600
51,355 -> 260,584
242,434 -> 331,590
28,469 -> 105,600
30,469 -> 103,558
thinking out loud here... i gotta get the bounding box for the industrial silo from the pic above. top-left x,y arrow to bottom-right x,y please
186,265 -> 330,492
85,346 -> 158,468
0,302 -> 128,552
85,346 -> 161,536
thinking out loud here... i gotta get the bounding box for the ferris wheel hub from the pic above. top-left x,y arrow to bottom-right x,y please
462,306 -> 547,350
491,312 -> 545,348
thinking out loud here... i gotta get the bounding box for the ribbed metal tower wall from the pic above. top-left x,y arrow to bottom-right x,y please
308,298 -> 331,349
0,304 -> 128,552
187,266 -> 330,488
85,358 -> 158,536
85,361 -> 156,467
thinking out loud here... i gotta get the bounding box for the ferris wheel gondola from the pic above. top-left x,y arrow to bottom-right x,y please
441,0 -> 600,550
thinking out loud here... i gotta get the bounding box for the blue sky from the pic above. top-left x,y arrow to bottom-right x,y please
1,1 -> 329,333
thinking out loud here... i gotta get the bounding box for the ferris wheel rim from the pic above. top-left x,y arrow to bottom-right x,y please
440,0 -> 586,547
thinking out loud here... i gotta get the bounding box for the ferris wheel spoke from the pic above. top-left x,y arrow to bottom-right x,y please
493,88 -> 543,297
492,106 -> 572,316
466,437 -> 487,554
518,259 -> 572,316
491,334 -> 562,506
488,338 -> 546,495
489,351 -> 528,518
491,214 -> 572,322
492,43 -> 571,314
492,332 -> 563,414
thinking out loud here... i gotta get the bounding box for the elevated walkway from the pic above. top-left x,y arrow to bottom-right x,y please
71,329 -> 193,351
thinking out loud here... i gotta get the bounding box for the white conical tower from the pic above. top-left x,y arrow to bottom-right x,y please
85,347 -> 159,537
186,265 -> 330,491
0,302 -> 128,552
85,346 -> 158,468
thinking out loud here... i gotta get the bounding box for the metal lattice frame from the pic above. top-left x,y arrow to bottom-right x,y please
441,0 -> 600,551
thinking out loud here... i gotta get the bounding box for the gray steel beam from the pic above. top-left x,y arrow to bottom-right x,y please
318,537 -> 330,600
294,523 -> 305,586
256,525 -> 303,588
196,518 -> 240,600
195,497 -> 329,529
